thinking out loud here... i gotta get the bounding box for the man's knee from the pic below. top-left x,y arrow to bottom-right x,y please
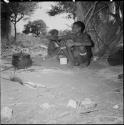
79,55 -> 92,66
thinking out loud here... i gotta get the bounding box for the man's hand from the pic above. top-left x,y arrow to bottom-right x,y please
60,40 -> 66,47
66,40 -> 74,47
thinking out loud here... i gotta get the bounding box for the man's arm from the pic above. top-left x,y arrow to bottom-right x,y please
74,33 -> 92,46
59,33 -> 75,41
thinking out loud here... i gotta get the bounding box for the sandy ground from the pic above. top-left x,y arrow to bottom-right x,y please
1,56 -> 123,124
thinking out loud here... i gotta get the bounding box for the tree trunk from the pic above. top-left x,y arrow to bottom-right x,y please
14,23 -> 17,41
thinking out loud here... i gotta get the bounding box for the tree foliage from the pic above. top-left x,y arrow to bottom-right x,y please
82,1 -> 123,56
23,20 -> 47,37
8,2 -> 37,16
47,2 -> 76,20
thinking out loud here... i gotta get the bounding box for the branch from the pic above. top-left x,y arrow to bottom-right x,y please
8,6 -> 14,14
93,4 -> 108,16
109,12 -> 122,27
10,19 -> 15,23
86,29 -> 95,32
109,12 -> 117,18
85,1 -> 98,28
16,13 -> 24,22
109,30 -> 123,49
66,24 -> 72,28
92,18 -> 113,52
84,5 -> 94,23
10,16 -> 16,24
10,14 -> 15,18
91,24 -> 101,49
85,3 -> 109,29
93,24 -> 105,45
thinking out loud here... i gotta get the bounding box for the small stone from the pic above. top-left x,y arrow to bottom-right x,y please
29,119 -> 38,124
40,103 -> 51,109
46,120 -> 57,124
81,98 -> 97,109
118,74 -> 123,79
67,99 -> 77,108
58,111 -> 70,118
24,82 -> 46,88
81,98 -> 92,104
1,107 -> 13,120
113,105 -> 119,109
93,56 -> 99,61
77,98 -> 97,114
93,115 -> 123,124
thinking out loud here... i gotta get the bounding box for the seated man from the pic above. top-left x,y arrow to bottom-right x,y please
60,21 -> 94,66
47,29 -> 73,62
47,29 -> 60,57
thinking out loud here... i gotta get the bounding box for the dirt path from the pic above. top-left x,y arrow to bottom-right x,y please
1,57 -> 123,124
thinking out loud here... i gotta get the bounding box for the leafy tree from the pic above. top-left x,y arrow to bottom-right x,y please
23,21 -> 32,35
47,2 -> 76,21
47,1 -> 123,57
8,2 -> 37,41
23,20 -> 47,37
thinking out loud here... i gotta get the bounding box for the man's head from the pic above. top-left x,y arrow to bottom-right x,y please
49,29 -> 58,37
72,21 -> 85,34
48,29 -> 59,40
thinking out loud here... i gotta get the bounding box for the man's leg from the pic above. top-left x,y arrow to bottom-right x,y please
62,47 -> 75,65
79,55 -> 92,67
73,47 -> 81,66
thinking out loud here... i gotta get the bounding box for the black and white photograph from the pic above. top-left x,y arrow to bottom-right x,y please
0,0 -> 123,124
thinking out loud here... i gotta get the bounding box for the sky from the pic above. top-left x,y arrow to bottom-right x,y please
16,2 -> 74,33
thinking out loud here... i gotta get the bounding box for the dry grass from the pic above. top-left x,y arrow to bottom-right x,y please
16,34 -> 49,48
1,34 -> 49,58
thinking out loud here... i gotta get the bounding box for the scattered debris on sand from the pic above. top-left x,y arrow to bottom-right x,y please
1,107 -> 13,121
67,99 -> 77,108
40,103 -> 54,109
10,76 -> 46,88
67,98 -> 97,114
113,104 -> 119,109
